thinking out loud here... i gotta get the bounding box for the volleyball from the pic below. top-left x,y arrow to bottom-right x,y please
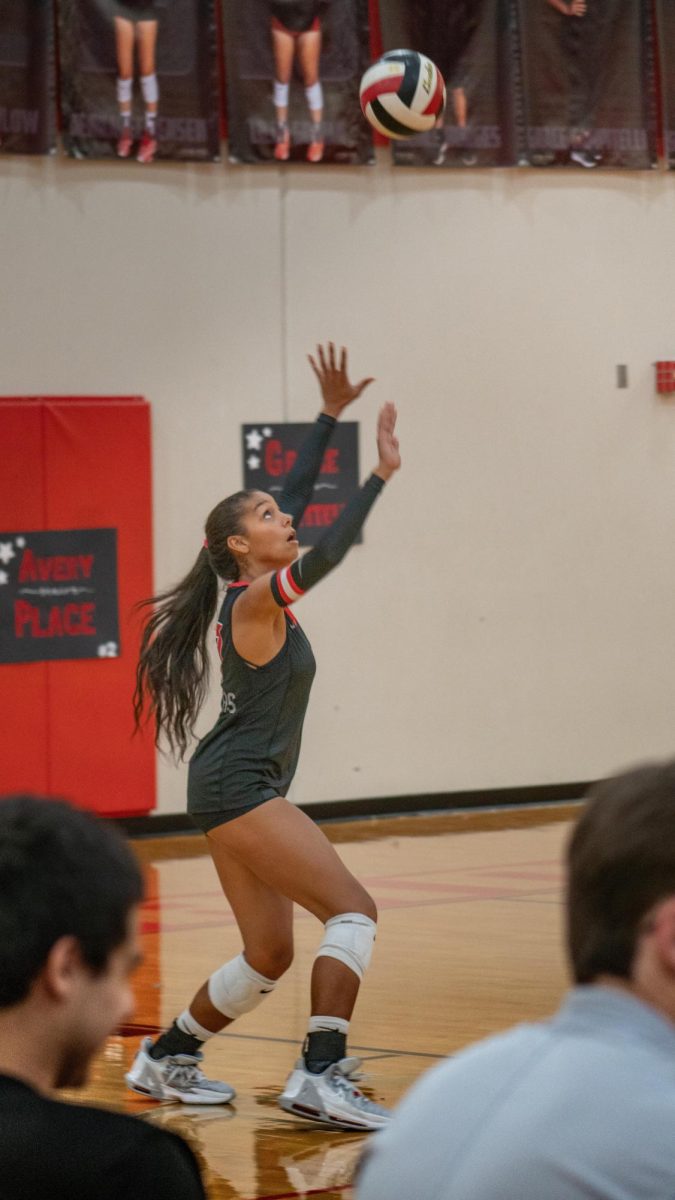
359,50 -> 446,140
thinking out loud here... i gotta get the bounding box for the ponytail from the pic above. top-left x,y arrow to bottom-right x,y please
134,489 -> 256,758
133,548 -> 219,758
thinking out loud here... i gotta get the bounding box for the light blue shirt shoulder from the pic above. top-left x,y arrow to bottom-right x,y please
357,987 -> 675,1200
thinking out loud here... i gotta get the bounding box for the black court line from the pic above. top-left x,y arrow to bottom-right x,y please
117,1025 -> 443,1061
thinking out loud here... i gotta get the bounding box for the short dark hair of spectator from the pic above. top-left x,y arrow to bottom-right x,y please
567,761 -> 675,983
0,796 -> 144,1007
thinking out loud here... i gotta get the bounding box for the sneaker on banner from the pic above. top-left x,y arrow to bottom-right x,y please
570,148 -> 602,169
306,136 -> 324,164
137,130 -> 157,164
278,1056 -> 391,1131
274,125 -> 290,161
125,1036 -> 235,1105
117,128 -> 133,159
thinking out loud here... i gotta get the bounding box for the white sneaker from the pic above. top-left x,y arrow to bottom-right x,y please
278,1057 -> 391,1131
125,1036 -> 235,1105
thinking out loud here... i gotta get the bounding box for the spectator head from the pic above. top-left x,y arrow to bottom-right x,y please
0,795 -> 144,1087
567,761 -> 675,992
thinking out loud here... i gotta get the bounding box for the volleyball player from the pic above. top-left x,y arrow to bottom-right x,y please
111,0 -> 161,163
268,1 -> 327,163
127,344 -> 400,1131
418,0 -> 482,167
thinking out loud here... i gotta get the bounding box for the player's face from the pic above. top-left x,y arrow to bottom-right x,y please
242,492 -> 299,567
55,909 -> 142,1089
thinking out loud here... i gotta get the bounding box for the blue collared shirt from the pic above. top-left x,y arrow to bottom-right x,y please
357,986 -> 675,1200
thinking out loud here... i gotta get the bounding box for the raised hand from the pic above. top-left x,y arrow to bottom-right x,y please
308,342 -> 375,418
374,402 -> 401,482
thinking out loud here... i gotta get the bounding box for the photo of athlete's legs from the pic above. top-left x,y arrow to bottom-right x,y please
271,17 -> 324,163
433,81 -> 472,166
114,13 -> 159,163
127,798 -> 388,1129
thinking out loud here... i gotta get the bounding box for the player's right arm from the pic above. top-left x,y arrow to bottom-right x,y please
279,343 -> 374,526
232,403 -> 400,663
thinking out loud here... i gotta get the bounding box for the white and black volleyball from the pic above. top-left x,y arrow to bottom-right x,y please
359,50 -> 446,139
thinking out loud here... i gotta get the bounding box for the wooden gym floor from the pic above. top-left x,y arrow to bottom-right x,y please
66,804 -> 580,1199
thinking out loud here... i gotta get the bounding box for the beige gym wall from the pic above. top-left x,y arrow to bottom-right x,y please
2,154 -> 674,814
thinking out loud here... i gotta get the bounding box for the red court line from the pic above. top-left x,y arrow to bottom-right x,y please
141,882 -> 563,933
257,1189 -> 352,1199
467,869 -> 562,882
365,877 -> 553,897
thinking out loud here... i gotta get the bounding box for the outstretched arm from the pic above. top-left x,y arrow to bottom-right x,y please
279,343 -> 374,525
273,402 -> 399,603
231,403 -> 400,664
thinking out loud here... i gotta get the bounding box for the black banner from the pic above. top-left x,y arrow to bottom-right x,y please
223,0 -> 374,165
656,1 -> 675,168
379,0 -> 516,167
518,0 -> 657,168
0,529 -> 120,664
242,422 -> 360,546
58,0 -> 220,161
0,0 -> 55,155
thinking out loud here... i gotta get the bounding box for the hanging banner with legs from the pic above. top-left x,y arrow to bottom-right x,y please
518,0 -> 657,169
223,0 -> 374,165
0,0 -> 55,155
656,1 -> 675,169
58,0 -> 220,162
378,0 -> 517,167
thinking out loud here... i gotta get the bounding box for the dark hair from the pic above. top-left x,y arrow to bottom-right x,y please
0,796 -> 144,1008
133,490 -> 256,758
566,760 -> 675,984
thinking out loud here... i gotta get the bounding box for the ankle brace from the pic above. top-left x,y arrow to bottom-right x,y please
149,1019 -> 203,1060
303,1029 -> 347,1074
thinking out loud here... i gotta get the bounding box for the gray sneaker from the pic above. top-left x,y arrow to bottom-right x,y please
278,1057 -> 390,1131
125,1036 -> 235,1104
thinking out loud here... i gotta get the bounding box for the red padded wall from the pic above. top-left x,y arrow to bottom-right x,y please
0,397 -> 156,816
0,401 -> 49,794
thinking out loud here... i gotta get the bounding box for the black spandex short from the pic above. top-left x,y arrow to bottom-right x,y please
188,791 -> 279,833
109,0 -> 162,20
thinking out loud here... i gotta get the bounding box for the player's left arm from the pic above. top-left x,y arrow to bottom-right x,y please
272,401 -> 400,604
279,343 -> 374,526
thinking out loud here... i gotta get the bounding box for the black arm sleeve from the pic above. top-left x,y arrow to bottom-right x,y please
278,412 -> 336,526
270,473 -> 385,605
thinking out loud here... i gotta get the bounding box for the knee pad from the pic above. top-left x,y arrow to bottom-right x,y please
116,76 -> 133,104
315,913 -> 376,981
305,81 -> 323,112
140,73 -> 159,105
207,953 -> 277,1020
273,80 -> 290,108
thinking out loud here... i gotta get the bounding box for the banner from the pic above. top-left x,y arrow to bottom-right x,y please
518,0 -> 657,168
656,1 -> 675,168
58,0 -> 220,162
242,422 -> 360,546
223,0 -> 374,165
379,0 -> 516,167
0,0 -> 55,155
0,528 -> 119,664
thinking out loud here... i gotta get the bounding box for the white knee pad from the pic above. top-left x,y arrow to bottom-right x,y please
315,913 -> 376,981
305,81 -> 323,112
207,953 -> 277,1020
140,73 -> 159,105
116,76 -> 133,104
273,79 -> 290,108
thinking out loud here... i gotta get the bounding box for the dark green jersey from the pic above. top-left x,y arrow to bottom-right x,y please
187,585 -> 316,822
